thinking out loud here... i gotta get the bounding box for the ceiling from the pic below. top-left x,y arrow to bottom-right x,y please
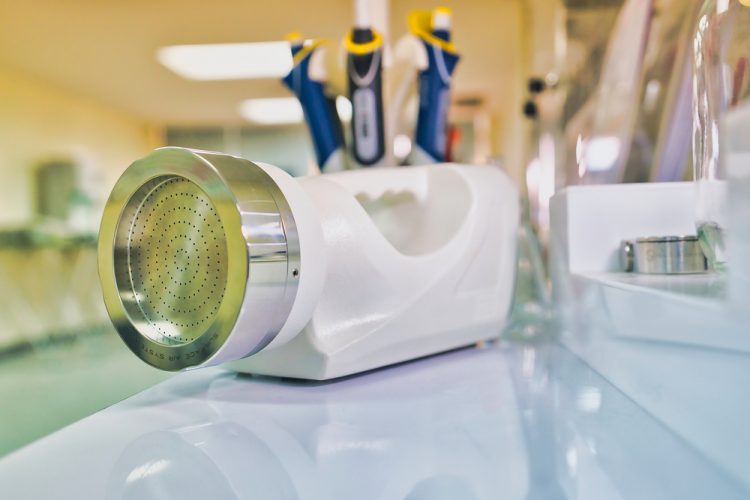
0,0 -> 523,126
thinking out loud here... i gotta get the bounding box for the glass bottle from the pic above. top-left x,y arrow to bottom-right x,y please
693,0 -> 750,270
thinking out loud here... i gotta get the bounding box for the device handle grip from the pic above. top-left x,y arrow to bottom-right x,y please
322,166 -> 430,201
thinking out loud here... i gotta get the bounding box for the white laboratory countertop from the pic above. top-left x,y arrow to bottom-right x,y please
0,342 -> 746,500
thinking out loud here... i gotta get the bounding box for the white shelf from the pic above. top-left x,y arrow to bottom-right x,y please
570,271 -> 747,353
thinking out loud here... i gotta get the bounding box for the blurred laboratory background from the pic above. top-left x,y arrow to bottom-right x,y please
0,0 -> 698,456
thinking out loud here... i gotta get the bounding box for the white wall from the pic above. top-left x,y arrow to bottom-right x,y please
0,66 -> 154,225
166,126 -> 315,178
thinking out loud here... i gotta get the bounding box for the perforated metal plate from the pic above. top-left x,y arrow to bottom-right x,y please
117,175 -> 228,345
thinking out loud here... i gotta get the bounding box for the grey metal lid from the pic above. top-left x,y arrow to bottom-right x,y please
621,235 -> 708,274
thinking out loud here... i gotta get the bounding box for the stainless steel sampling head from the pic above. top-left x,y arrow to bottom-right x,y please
98,148 -> 301,370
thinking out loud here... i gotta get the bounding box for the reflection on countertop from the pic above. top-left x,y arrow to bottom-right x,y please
0,342 -> 746,500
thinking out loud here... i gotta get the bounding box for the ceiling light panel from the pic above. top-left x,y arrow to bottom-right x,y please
157,42 -> 293,80
239,98 -> 304,125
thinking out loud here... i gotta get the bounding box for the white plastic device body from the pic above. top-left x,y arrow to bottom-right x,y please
228,163 -> 519,379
